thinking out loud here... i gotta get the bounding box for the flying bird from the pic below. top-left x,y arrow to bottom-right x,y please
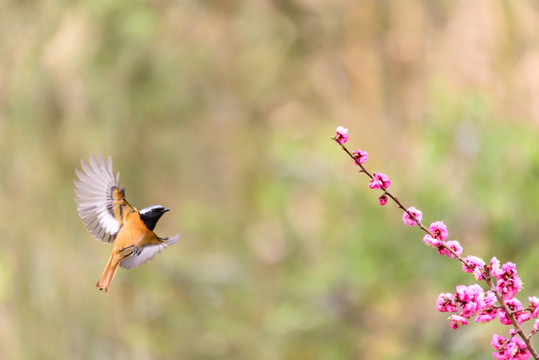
74,153 -> 179,294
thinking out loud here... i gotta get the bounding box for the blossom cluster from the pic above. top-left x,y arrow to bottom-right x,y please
332,126 -> 539,360
492,333 -> 531,360
436,258 -> 529,327
427,211 -> 537,360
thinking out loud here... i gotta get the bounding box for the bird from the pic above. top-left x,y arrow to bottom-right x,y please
74,153 -> 179,294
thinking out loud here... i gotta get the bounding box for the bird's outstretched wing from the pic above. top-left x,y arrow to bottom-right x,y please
120,235 -> 180,269
74,153 -> 135,243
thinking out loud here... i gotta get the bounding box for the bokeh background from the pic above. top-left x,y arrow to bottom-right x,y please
1,0 -> 539,359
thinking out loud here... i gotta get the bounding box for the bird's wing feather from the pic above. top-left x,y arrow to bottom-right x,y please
74,153 -> 134,243
120,235 -> 180,269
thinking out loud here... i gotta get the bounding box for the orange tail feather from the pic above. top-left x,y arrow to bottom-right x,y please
96,255 -> 119,294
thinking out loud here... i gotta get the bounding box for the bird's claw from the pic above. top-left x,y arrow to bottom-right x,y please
119,244 -> 141,257
133,245 -> 142,256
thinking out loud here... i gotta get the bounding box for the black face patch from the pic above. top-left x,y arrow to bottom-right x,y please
139,206 -> 168,231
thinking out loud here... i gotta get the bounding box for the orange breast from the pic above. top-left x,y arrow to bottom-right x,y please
112,212 -> 154,252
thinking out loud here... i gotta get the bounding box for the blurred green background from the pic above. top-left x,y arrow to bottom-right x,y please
1,0 -> 539,359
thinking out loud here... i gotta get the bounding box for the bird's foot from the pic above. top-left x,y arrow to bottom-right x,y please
133,245 -> 142,256
119,244 -> 141,257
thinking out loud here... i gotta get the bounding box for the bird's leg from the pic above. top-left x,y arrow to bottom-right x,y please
133,245 -> 142,256
118,244 -> 138,258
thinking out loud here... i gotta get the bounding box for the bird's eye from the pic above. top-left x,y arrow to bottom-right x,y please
152,208 -> 160,213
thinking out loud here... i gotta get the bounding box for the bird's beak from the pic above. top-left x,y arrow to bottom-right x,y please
163,208 -> 170,213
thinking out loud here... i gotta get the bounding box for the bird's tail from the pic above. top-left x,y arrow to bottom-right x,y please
96,255 -> 119,294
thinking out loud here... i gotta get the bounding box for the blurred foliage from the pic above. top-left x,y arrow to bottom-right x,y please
1,0 -> 539,359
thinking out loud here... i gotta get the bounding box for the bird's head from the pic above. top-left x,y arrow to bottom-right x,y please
139,205 -> 170,231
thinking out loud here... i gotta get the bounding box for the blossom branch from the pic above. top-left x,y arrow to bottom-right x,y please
332,126 -> 539,360
334,136 -> 470,268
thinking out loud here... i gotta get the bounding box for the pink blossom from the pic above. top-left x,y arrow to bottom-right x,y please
428,221 -> 448,240
423,235 -> 441,247
474,290 -> 498,322
498,298 -> 530,325
490,257 -> 502,277
452,284 -> 490,318
498,309 -> 513,326
450,284 -> 498,323
491,334 -> 530,360
491,335 -> 514,360
462,255 -> 486,280
497,277 -> 522,301
378,195 -> 388,206
334,126 -> 349,145
437,293 -> 458,313
529,297 -> 539,318
499,262 -> 518,280
455,284 -> 476,303
492,340 -> 515,360
475,290 -> 498,322
475,307 -> 498,323
518,312 -> 532,325
493,344 -> 515,360
460,302 -> 479,319
482,290 -> 497,308
352,149 -> 368,165
491,334 -> 506,350
496,262 -> 522,300
369,173 -> 391,190
402,207 -> 422,226
455,284 -> 477,303
513,337 -> 532,360
534,319 -> 539,332
455,284 -> 483,318
437,240 -> 462,259
449,314 -> 468,329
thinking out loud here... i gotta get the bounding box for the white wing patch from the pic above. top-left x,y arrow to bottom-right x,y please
120,235 -> 180,269
75,153 -> 122,243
